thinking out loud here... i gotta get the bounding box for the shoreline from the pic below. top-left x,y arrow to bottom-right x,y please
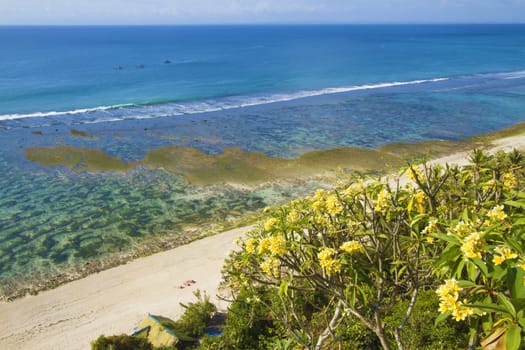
1,130 -> 525,349
0,225 -> 252,350
2,122 -> 525,302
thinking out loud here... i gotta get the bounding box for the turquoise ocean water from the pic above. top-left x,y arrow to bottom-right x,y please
1,25 -> 525,295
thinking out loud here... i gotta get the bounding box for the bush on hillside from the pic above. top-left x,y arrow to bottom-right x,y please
221,149 -> 525,349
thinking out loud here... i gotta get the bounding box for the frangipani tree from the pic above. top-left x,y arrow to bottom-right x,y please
222,149 -> 525,350
429,149 -> 525,350
224,173 -> 438,349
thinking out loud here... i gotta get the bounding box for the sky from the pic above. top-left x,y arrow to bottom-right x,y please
0,0 -> 524,25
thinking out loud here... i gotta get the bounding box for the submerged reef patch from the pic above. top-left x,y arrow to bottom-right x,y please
24,145 -> 407,186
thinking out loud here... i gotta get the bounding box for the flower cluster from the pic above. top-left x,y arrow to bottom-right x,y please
407,165 -> 425,182
436,279 -> 474,321
486,205 -> 507,222
421,218 -> 438,235
258,236 -> 287,256
449,221 -> 473,237
326,194 -> 343,215
318,248 -> 341,276
343,180 -> 363,196
502,172 -> 517,191
245,238 -> 257,254
264,217 -> 279,231
340,240 -> 365,255
374,189 -> 392,214
460,231 -> 484,259
482,179 -> 496,193
260,257 -> 280,278
408,190 -> 427,214
492,246 -> 518,265
286,210 -> 300,224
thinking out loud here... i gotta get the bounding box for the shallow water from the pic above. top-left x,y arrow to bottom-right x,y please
1,25 -> 525,297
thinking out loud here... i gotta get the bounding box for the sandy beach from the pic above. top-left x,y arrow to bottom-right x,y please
1,134 -> 525,350
0,226 -> 251,350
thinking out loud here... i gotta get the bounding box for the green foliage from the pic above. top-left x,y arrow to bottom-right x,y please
200,287 -> 279,350
220,149 -> 525,349
383,290 -> 469,349
90,334 -> 153,350
166,290 -> 217,339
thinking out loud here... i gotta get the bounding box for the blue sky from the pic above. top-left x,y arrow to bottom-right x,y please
1,0 -> 524,25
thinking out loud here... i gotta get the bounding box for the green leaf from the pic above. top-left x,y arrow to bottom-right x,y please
461,208 -> 470,222
457,280 -> 478,288
508,268 -> 525,299
505,325 -> 521,350
431,232 -> 461,245
279,280 -> 289,297
504,238 -> 524,255
518,317 -> 525,330
434,311 -> 450,326
504,200 -> 525,209
493,265 -> 508,283
498,294 -> 517,318
471,258 -> 489,277
468,302 -> 509,315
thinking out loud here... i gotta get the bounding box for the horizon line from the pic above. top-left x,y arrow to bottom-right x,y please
1,21 -> 525,27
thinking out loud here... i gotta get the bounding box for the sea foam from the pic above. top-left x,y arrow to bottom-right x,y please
0,77 -> 448,125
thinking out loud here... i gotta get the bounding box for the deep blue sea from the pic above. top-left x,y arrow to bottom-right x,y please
1,25 -> 525,295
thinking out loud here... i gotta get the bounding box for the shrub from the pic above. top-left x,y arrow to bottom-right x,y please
221,149 -> 525,349
173,290 -> 217,338
90,334 -> 153,350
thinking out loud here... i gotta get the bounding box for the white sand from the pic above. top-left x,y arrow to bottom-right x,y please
1,134 -> 524,350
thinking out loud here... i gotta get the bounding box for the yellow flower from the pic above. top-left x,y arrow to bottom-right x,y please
344,182 -> 363,196
318,248 -> 341,276
326,195 -> 343,215
375,189 -> 392,214
482,179 -> 496,193
460,232 -> 484,259
245,238 -> 258,254
312,199 -> 325,212
492,246 -> 517,265
436,278 -> 472,321
258,237 -> 271,255
436,278 -> 460,299
264,217 -> 279,231
268,236 -> 287,256
286,210 -> 299,224
340,240 -> 365,254
452,306 -> 474,321
260,257 -> 280,278
314,189 -> 327,200
487,205 -> 507,222
407,165 -> 424,182
493,255 -> 505,265
421,218 -> 438,235
502,172 -> 517,191
450,221 -> 473,236
347,219 -> 360,228
413,191 -> 427,214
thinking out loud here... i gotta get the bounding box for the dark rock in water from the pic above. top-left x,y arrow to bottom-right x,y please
70,129 -> 88,137
164,59 -> 171,64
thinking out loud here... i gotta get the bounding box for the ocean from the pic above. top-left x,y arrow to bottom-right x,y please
1,24 -> 525,297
